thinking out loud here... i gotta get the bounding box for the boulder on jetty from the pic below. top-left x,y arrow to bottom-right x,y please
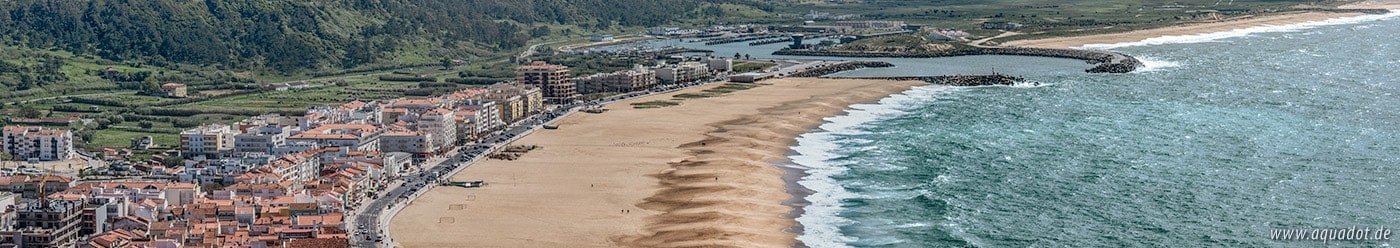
851,74 -> 1027,86
774,46 -> 1144,73
787,61 -> 894,78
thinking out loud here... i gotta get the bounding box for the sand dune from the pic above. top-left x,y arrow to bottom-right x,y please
391,78 -> 924,247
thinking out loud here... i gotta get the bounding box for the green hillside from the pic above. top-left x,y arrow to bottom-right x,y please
0,0 -> 767,73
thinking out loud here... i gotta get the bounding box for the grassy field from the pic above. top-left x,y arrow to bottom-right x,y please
631,100 -> 681,109
90,129 -> 180,150
732,62 -> 778,73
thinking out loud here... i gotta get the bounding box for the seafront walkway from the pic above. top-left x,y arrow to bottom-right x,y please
358,76 -> 734,248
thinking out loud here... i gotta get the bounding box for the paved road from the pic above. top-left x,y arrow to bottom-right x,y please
349,77 -> 730,247
349,108 -> 576,247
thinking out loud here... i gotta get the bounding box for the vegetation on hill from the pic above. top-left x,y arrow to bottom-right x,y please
0,0 -> 759,74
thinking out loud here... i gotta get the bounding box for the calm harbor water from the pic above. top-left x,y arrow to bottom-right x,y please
612,13 -> 1400,247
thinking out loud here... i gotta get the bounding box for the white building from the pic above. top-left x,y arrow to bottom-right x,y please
655,62 -> 711,84
575,66 -> 658,94
286,123 -> 382,151
379,131 -> 432,156
233,125 -> 293,154
705,58 -> 733,73
180,124 -> 237,159
458,100 -> 503,133
1,126 -> 74,161
418,108 -> 456,153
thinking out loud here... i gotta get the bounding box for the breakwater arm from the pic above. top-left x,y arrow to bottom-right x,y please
845,74 -> 1027,86
786,61 -> 894,78
773,47 -> 1143,73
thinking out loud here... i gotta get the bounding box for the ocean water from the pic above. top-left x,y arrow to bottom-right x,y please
788,13 -> 1400,248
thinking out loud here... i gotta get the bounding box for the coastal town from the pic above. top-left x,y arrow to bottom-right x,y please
0,0 -> 1396,247
0,55 -> 763,247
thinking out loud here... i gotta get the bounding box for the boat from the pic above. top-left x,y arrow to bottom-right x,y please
543,125 -> 559,129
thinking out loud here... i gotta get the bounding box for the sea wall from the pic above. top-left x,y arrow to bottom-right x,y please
773,47 -> 1143,73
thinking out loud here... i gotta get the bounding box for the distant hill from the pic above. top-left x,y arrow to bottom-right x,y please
0,0 -> 763,72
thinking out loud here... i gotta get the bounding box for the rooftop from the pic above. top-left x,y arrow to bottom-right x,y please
517,61 -> 569,71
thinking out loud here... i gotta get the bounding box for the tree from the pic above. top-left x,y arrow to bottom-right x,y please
530,25 -> 551,37
744,54 -> 751,60
138,121 -> 154,129
0,151 -> 10,170
18,106 -> 42,118
162,156 -> 184,168
734,53 -> 741,59
441,57 -> 454,70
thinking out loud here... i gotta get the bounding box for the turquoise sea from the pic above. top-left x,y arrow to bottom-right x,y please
605,12 -> 1400,247
785,13 -> 1400,248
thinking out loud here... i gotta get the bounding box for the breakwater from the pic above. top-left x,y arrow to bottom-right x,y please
750,37 -> 793,46
773,47 -> 1143,73
849,74 -> 1027,86
787,61 -> 895,78
703,34 -> 785,45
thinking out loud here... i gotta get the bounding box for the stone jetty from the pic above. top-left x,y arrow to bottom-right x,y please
786,61 -> 895,78
849,74 -> 1028,86
773,47 -> 1143,73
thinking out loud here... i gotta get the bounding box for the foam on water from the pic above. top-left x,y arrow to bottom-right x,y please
792,85 -> 950,248
1078,10 -> 1400,49
1131,56 -> 1182,73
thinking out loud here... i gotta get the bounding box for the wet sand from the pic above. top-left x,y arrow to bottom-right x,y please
390,78 -> 925,247
1005,0 -> 1398,48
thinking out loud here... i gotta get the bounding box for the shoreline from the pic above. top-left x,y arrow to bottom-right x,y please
1004,0 -> 1399,48
390,78 -> 924,248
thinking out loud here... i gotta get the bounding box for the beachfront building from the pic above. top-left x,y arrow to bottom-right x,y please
287,124 -> 382,151
706,58 -> 733,73
181,124 -> 237,159
487,93 -> 526,125
456,102 -> 503,142
516,61 -> 577,104
655,62 -> 711,84
576,66 -> 658,94
2,126 -> 74,162
490,83 -> 545,115
418,108 -> 456,153
379,131 -> 432,157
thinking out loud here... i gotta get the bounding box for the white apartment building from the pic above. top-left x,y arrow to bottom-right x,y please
418,108 -> 456,153
233,125 -> 293,154
181,124 -> 237,159
1,126 -> 74,161
655,62 -> 711,84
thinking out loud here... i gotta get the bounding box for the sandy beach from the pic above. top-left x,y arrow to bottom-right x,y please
1004,0 -> 1399,48
390,78 -> 925,247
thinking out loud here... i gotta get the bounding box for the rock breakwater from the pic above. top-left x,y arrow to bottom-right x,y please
774,47 -> 1143,73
